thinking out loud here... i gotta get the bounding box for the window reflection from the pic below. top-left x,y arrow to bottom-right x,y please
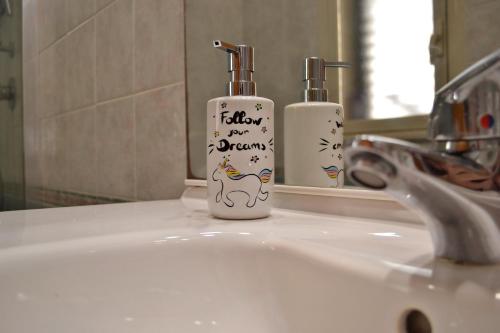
363,0 -> 434,119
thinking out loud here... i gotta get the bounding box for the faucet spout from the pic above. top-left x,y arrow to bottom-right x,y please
346,135 -> 500,265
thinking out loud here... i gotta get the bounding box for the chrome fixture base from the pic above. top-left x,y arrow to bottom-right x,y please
0,41 -> 14,57
0,0 -> 11,16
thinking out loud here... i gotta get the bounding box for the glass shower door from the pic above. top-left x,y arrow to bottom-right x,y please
0,0 -> 24,211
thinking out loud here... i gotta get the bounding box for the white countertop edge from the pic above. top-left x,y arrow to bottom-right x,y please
184,179 -> 394,202
183,179 -> 422,225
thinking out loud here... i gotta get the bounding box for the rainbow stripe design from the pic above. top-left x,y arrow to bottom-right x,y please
219,158 -> 272,184
258,168 -> 273,183
224,164 -> 245,180
322,165 -> 341,179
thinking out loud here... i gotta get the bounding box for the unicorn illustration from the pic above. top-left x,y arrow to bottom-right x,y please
212,159 -> 272,208
322,165 -> 344,188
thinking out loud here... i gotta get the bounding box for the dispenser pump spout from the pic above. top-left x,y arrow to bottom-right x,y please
303,57 -> 349,102
213,40 -> 256,96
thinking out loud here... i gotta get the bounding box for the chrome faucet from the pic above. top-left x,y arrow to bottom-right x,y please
0,41 -> 14,57
345,49 -> 500,265
0,0 -> 11,16
0,78 -> 15,110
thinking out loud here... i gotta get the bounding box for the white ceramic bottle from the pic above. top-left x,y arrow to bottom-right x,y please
207,40 -> 274,219
284,57 -> 349,188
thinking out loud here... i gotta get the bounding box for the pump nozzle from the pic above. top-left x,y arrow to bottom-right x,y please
213,40 -> 238,53
303,57 -> 350,102
213,40 -> 256,96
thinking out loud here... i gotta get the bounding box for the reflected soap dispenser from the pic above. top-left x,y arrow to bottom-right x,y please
207,40 -> 274,219
284,57 -> 349,188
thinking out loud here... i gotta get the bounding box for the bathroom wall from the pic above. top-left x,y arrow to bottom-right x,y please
0,0 -> 24,210
446,0 -> 500,78
23,0 -> 186,208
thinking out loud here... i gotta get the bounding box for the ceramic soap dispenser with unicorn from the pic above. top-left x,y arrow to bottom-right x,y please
284,57 -> 349,188
207,40 -> 274,219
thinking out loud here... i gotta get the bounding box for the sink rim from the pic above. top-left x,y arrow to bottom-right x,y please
1,199 -> 500,333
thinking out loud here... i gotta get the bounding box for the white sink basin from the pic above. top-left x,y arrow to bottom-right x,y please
0,200 -> 499,332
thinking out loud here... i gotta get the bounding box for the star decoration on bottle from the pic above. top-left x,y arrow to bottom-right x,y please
255,103 -> 263,111
221,102 -> 227,109
338,153 -> 343,160
331,128 -> 336,135
250,155 -> 260,163
214,131 -> 220,137
261,126 -> 267,133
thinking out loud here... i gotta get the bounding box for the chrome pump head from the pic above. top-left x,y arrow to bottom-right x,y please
303,57 -> 349,102
213,40 -> 256,96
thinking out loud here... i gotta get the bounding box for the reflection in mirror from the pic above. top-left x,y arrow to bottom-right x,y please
355,0 -> 434,119
185,0 -> 435,187
186,0 -> 341,182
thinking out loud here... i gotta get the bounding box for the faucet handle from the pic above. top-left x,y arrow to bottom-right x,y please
429,49 -> 500,144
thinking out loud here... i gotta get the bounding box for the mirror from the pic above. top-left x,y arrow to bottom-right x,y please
186,0 -> 435,186
2,0 -> 499,211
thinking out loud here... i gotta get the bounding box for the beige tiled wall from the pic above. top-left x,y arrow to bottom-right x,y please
446,0 -> 500,79
23,0 -> 186,208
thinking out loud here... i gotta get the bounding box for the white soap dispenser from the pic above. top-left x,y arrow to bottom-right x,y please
207,40 -> 274,219
284,57 -> 349,188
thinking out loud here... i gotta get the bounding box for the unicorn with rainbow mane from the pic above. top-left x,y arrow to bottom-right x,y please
212,158 -> 272,208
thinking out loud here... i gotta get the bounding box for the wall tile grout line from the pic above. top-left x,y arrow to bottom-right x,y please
39,81 -> 185,121
133,81 -> 185,97
97,94 -> 135,106
93,12 -> 98,199
132,0 -> 138,200
38,0 -> 121,56
35,0 -> 42,203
